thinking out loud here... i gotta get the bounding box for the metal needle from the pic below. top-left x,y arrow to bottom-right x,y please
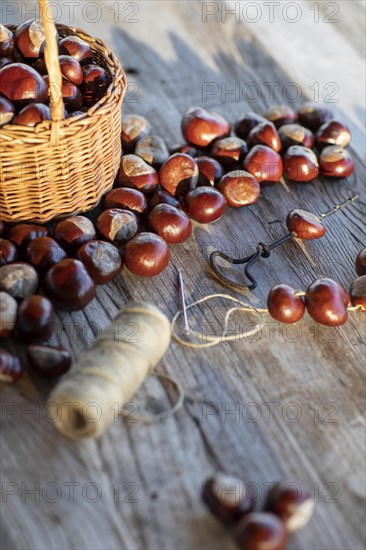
178,271 -> 190,333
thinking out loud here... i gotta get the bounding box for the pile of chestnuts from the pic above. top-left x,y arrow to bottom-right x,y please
0,20 -> 111,126
202,472 -> 315,550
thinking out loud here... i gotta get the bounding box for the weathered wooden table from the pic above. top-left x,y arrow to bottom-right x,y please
1,1 -> 365,549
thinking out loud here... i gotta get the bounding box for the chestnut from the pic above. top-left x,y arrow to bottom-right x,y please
286,209 -> 325,240
121,114 -> 151,152
0,238 -> 18,266
356,248 -> 366,276
82,64 -> 111,107
58,55 -> 83,85
103,188 -> 148,216
0,24 -> 15,56
196,156 -> 224,187
202,473 -> 254,525
44,76 -> 83,111
147,204 -> 192,244
210,137 -> 248,170
319,145 -> 355,178
218,171 -> 260,208
278,124 -> 314,151
0,63 -> 48,106
8,223 -> 48,247
0,96 -> 15,126
76,240 -> 122,284
116,154 -> 159,194
264,482 -> 314,532
243,145 -> 283,183
17,294 -> 55,343
234,513 -> 287,550
148,188 -> 181,211
305,278 -> 348,326
350,275 -> 366,311
14,19 -> 47,59
297,102 -> 333,131
59,36 -> 93,66
283,146 -> 319,182
43,259 -> 96,311
247,121 -> 281,152
181,106 -> 230,148
234,112 -> 266,140
53,216 -> 96,253
316,120 -> 351,149
25,236 -> 67,274
183,187 -> 226,224
124,232 -> 170,276
263,105 -> 296,128
170,144 -> 199,157
267,285 -> 305,324
27,344 -> 72,378
0,292 -> 18,339
0,221 -> 4,237
159,153 -> 199,197
96,209 -> 139,244
13,103 -> 51,126
135,135 -> 170,169
0,348 -> 23,383
0,263 -> 39,298
0,57 -> 14,69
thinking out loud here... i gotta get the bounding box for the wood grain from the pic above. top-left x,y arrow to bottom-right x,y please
1,2 -> 365,549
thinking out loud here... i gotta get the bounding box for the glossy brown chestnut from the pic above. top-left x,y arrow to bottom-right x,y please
0,96 -> 15,126
0,238 -> 18,266
147,204 -> 192,244
43,259 -> 96,311
76,240 -> 122,284
264,483 -> 314,532
218,170 -> 260,208
316,120 -> 351,149
44,76 -> 83,111
135,135 -> 170,169
0,63 -> 48,106
264,105 -> 296,128
82,64 -> 111,107
0,348 -> 23,383
202,473 -> 254,525
283,146 -> 319,182
14,19 -> 47,59
148,188 -> 181,211
234,112 -> 266,140
286,210 -> 325,240
319,145 -> 355,178
25,237 -> 67,274
121,114 -> 151,152
59,36 -> 93,66
181,106 -> 230,148
170,144 -> 199,157
268,285 -> 305,323
97,209 -> 139,244
58,55 -> 83,85
103,188 -> 148,216
243,145 -> 283,183
0,292 -> 18,339
247,121 -> 281,152
116,154 -> 159,194
234,513 -> 287,550
27,345 -> 72,378
278,124 -> 314,151
160,153 -> 199,197
124,232 -> 170,276
17,294 -> 55,343
210,137 -> 248,170
13,103 -> 51,126
0,24 -> 15,56
0,263 -> 39,298
8,223 -> 48,247
196,156 -> 224,187
298,102 -> 333,131
184,187 -> 226,224
350,276 -> 366,312
54,216 -> 96,253
0,221 -> 4,237
305,278 -> 348,326
355,248 -> 366,276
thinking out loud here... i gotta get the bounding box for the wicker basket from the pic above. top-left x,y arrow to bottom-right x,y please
0,0 -> 126,223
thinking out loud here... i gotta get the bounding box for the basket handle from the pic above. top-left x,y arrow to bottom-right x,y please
39,0 -> 65,144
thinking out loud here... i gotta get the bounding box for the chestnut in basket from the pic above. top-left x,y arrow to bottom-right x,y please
135,135 -> 170,169
196,156 -> 224,187
54,216 -> 96,253
121,114 -> 151,152
27,345 -> 72,378
25,237 -> 67,274
58,55 -> 83,85
234,112 -> 266,140
0,63 -> 48,106
59,36 -> 93,66
0,57 -> 14,69
8,223 -> 48,247
182,107 -> 230,148
0,24 -> 15,56
0,292 -> 18,339
159,153 -> 199,197
44,76 -> 83,111
116,154 -> 159,194
103,188 -> 148,216
17,295 -> 55,343
210,137 -> 248,170
0,238 -> 18,266
124,232 -> 170,276
82,64 -> 111,107
183,187 -> 226,224
147,204 -> 192,244
76,240 -> 122,285
14,19 -> 49,59
43,259 -> 96,311
0,97 -> 15,126
0,348 -> 23,383
96,209 -> 139,243
13,103 -> 51,126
